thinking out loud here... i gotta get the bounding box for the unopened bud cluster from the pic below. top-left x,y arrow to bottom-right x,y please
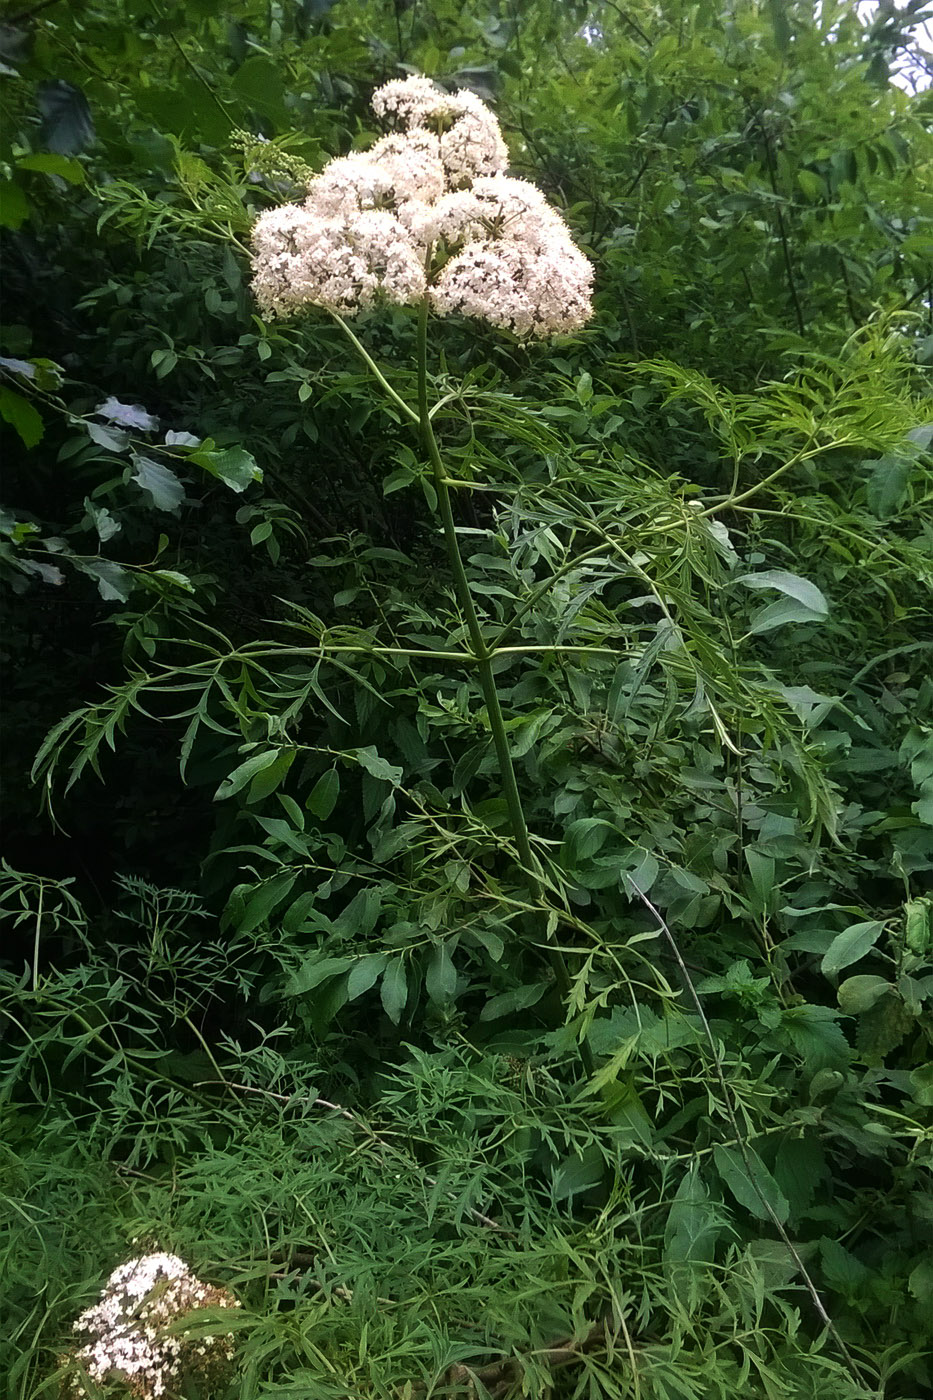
61,1253 -> 239,1399
251,76 -> 593,338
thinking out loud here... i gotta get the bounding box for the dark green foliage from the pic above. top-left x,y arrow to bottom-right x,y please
2,2 -> 932,1398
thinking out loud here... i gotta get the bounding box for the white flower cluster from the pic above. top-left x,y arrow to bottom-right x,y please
63,1253 -> 239,1399
251,76 -> 593,338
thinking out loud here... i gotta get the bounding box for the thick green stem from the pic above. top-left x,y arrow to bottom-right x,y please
415,300 -> 593,1076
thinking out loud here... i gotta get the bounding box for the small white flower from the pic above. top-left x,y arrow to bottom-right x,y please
249,75 -> 593,337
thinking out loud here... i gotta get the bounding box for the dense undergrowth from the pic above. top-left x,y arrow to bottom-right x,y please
2,3 -> 932,1398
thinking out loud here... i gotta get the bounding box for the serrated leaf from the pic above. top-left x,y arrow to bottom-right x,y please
821,920 -> 885,977
132,456 -> 186,512
0,386 -> 43,446
380,956 -> 408,1024
664,1164 -> 721,1264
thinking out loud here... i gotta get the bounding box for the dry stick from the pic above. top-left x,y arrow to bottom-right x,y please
627,883 -> 874,1392
198,1078 -> 509,1235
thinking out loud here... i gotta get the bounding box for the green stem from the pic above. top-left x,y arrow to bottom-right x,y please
415,299 -> 593,1077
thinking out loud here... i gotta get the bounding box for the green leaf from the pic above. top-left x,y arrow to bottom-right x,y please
76,558 -> 132,602
191,444 -> 262,492
713,1143 -> 789,1224
773,1134 -> 826,1218
247,747 -> 295,803
0,386 -> 43,446
306,768 -> 339,820
215,750 -> 283,801
236,871 -> 298,935
480,982 -> 548,1021
0,180 -> 30,229
664,1164 -> 721,1264
132,456 -> 186,512
356,747 -> 403,785
552,1144 -> 604,1200
866,455 -> 912,518
425,942 -> 457,1004
736,569 -> 828,614
286,954 -> 356,997
821,920 -> 886,977
837,974 -> 892,1013
346,953 -> 388,1001
16,152 -> 86,184
380,956 -> 408,1024
231,56 -> 286,120
747,597 -> 828,634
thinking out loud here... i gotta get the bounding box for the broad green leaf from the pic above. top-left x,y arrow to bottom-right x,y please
0,386 -> 42,446
380,956 -> 408,1024
735,569 -> 828,615
306,768 -> 340,820
84,499 -> 121,542
96,396 -> 159,431
837,974 -> 892,1013
0,180 -> 30,229
713,1143 -> 789,1224
16,152 -> 86,183
356,747 -> 403,785
236,871 -> 297,935
866,455 -> 912,518
76,558 -> 132,602
286,954 -> 356,997
132,456 -> 185,511
425,942 -> 457,1004
247,747 -> 295,803
215,750 -> 282,801
480,982 -> 548,1021
821,920 -> 886,977
747,597 -> 828,634
346,954 -> 388,1001
87,420 -> 130,453
664,1164 -> 721,1264
552,1144 -> 604,1201
191,443 -> 262,492
905,897 -> 932,956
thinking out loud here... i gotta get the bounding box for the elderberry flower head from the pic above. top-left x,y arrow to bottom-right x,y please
250,75 -> 593,338
62,1252 -> 239,1399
